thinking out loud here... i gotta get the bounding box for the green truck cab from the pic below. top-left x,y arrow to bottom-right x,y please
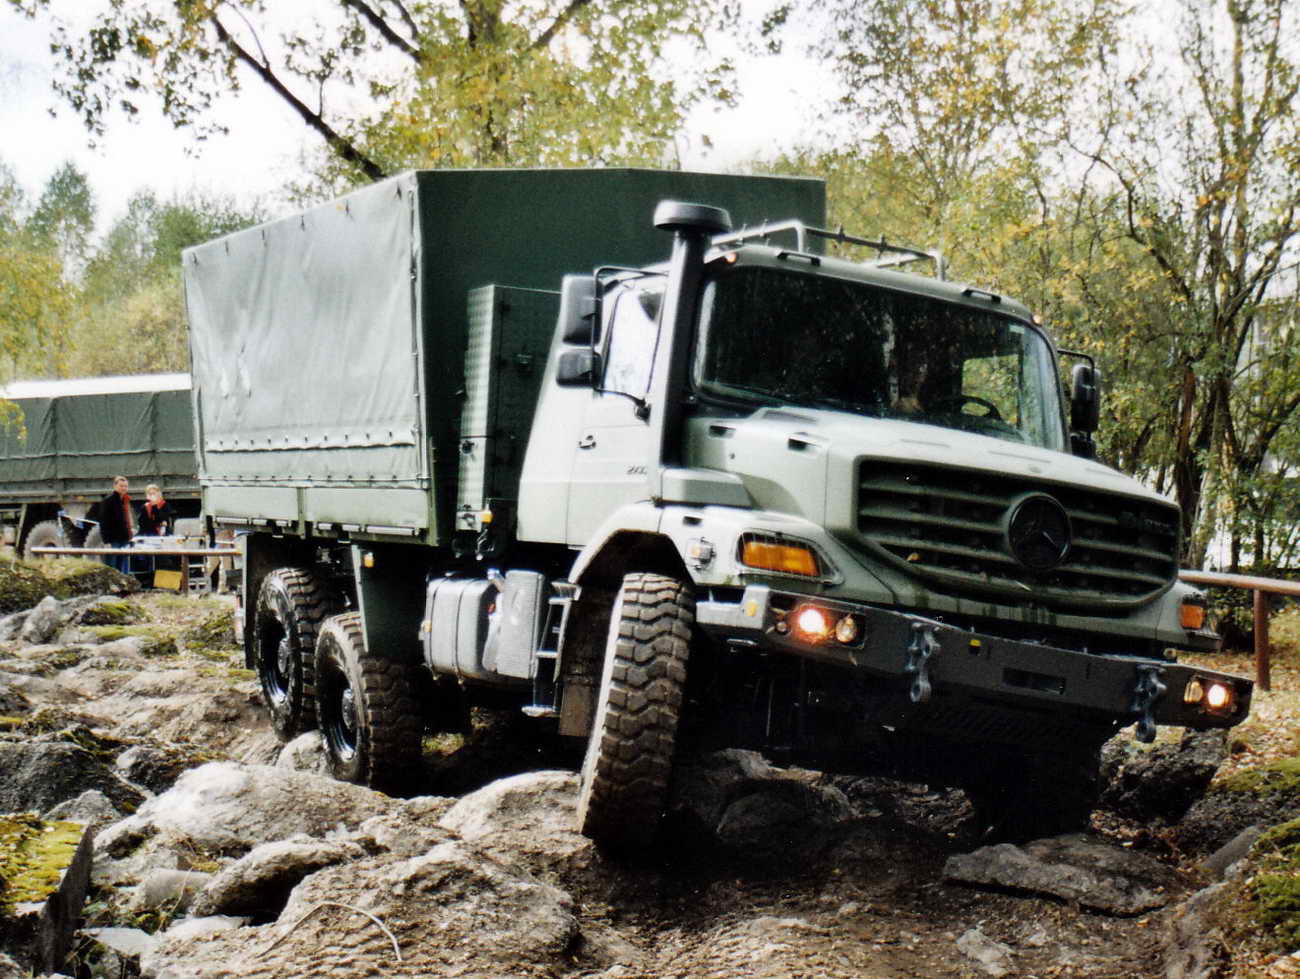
184,169 -> 1251,848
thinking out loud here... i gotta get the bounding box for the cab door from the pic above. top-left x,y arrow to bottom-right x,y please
565,279 -> 663,545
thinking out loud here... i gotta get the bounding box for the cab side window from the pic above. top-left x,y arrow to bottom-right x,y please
602,282 -> 663,397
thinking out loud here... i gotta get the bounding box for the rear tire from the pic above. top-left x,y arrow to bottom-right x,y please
254,567 -> 337,739
575,572 -> 693,850
314,612 -> 422,794
21,520 -> 62,558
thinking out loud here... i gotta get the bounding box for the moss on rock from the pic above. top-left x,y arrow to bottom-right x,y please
85,624 -> 177,657
77,599 -> 139,627
180,609 -> 237,659
1219,757 -> 1300,797
0,813 -> 86,911
0,559 -> 138,616
1251,816 -> 1300,949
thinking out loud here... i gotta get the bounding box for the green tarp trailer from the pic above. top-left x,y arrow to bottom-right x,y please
185,168 -> 826,545
0,374 -> 199,549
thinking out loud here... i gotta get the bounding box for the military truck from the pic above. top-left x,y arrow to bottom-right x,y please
184,168 -> 1251,848
0,374 -> 201,555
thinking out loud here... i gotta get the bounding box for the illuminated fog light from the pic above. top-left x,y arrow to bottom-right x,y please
834,615 -> 861,644
793,605 -> 832,642
1183,679 -> 1204,705
1205,683 -> 1232,711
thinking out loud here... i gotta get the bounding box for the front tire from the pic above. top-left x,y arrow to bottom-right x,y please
254,567 -> 337,739
575,572 -> 693,850
314,612 -> 422,794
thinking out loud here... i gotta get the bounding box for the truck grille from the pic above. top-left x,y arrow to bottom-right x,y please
856,460 -> 1179,611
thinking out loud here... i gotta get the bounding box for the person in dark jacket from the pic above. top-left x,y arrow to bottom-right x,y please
138,484 -> 175,536
96,475 -> 134,572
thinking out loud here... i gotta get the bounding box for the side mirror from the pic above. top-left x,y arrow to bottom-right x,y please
558,274 -> 599,345
556,348 -> 600,387
1070,363 -> 1101,433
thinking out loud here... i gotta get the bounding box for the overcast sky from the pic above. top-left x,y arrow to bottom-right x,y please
0,5 -> 829,234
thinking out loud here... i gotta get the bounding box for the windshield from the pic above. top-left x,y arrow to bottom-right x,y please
695,266 -> 1066,450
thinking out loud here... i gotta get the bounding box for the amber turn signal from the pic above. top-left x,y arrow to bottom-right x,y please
741,539 -> 820,577
1180,600 -> 1206,630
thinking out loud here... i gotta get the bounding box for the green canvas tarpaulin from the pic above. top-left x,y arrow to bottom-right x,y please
0,375 -> 197,504
184,168 -> 826,542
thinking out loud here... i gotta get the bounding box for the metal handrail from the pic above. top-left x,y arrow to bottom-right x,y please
712,220 -> 947,278
1180,569 -> 1300,692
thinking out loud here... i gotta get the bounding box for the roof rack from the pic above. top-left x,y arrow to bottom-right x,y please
711,219 -> 946,280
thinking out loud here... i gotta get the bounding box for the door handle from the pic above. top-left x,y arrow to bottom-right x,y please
578,434 -> 597,449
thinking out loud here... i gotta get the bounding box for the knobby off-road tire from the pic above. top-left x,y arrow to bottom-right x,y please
314,611 -> 422,794
576,572 -> 694,851
965,741 -> 1103,842
254,567 -> 337,740
21,520 -> 62,558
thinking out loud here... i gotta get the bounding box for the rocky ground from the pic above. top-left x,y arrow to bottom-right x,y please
1,558 -> 1299,978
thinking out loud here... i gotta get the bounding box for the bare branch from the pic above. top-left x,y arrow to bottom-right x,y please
339,0 -> 422,62
209,12 -> 386,181
531,0 -> 595,51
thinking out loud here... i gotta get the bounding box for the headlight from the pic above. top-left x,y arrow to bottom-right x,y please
779,603 -> 865,647
793,605 -> 831,641
1183,675 -> 1235,714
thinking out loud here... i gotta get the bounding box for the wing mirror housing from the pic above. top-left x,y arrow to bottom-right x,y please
558,274 -> 599,345
1068,361 -> 1101,459
556,348 -> 600,387
1070,362 -> 1101,433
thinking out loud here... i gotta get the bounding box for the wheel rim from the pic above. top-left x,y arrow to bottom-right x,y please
321,653 -> 358,762
258,620 -> 291,706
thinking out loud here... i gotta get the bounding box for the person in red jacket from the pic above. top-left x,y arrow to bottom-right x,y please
138,484 -> 175,536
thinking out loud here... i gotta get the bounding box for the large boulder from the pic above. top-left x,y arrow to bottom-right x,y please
140,841 -> 579,979
274,731 -> 328,775
0,816 -> 95,976
1100,729 -> 1227,822
95,762 -> 397,886
669,749 -> 855,859
189,835 -> 366,918
438,771 -> 605,889
1175,758 -> 1300,856
43,789 -> 123,829
0,741 -> 143,815
943,834 -> 1186,915
116,743 -> 217,795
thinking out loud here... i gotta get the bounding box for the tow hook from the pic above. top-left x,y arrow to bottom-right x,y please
1130,665 -> 1167,743
905,622 -> 940,704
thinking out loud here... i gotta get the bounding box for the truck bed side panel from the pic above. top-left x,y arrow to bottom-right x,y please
186,174 -> 428,535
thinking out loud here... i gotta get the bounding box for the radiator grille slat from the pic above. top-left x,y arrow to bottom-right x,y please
856,461 -> 1179,611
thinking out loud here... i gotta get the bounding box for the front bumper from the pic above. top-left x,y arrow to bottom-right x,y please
695,585 -> 1253,742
